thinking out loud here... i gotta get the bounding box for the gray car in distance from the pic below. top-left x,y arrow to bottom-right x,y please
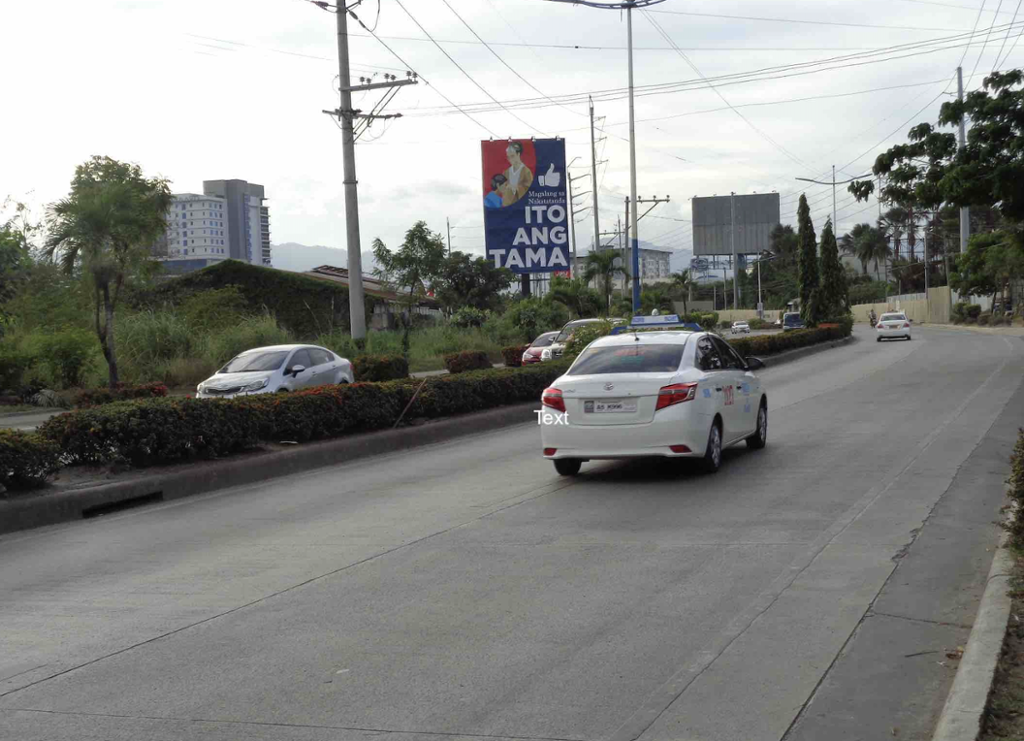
196,344 -> 354,398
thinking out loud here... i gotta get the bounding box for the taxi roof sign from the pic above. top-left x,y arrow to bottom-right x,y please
610,314 -> 703,335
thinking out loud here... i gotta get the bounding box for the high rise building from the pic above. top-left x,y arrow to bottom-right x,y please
156,179 -> 271,274
202,180 -> 270,266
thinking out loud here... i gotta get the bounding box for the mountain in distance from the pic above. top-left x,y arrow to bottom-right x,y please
270,242 -> 378,274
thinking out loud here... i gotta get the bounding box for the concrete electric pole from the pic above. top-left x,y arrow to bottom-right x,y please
323,1 -> 417,341
957,66 -> 969,253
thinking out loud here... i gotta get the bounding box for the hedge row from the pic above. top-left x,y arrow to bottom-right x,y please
0,429 -> 61,490
72,382 -> 169,408
728,322 -> 852,358
36,361 -> 572,471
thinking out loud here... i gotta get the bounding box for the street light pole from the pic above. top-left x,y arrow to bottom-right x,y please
544,0 -> 665,314
795,170 -> 872,233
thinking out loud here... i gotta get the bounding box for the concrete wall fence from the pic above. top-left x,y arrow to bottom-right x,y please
851,286 -> 951,325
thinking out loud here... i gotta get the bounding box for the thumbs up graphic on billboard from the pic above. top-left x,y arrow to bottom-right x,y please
538,162 -> 561,188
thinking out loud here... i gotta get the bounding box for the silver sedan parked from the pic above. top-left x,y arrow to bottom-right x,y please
197,344 -> 354,398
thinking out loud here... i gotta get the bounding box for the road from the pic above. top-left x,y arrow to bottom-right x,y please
1,325 -> 1022,741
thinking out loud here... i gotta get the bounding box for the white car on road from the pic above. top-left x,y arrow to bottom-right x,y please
539,328 -> 767,476
197,344 -> 354,399
731,321 -> 750,335
876,312 -> 912,342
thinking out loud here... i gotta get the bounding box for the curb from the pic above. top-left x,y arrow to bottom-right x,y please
759,334 -> 858,369
932,528 -> 1015,740
0,401 -> 538,537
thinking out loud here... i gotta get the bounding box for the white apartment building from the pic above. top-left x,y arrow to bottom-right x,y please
162,194 -> 231,262
157,180 -> 271,274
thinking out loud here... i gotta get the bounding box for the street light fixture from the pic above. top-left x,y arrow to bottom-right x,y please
544,0 -> 666,313
795,166 -> 872,234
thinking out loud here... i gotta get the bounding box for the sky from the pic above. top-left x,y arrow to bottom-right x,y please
2,0 -> 1022,267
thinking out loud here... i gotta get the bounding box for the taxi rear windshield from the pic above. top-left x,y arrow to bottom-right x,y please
881,315 -> 906,322
568,344 -> 684,375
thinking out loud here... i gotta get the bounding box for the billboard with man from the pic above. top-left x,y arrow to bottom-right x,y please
481,138 -> 570,274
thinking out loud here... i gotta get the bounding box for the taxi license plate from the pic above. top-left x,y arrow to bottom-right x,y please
584,399 -> 637,414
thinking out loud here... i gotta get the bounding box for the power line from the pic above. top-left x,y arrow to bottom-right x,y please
439,0 -> 584,123
994,0 -> 1024,68
345,3 -> 498,137
349,32 -> 886,53
646,7 -> 965,32
392,0 -> 546,136
997,12 -> 1024,64
402,21 -> 1024,117
967,1 -> 995,87
642,10 -> 816,174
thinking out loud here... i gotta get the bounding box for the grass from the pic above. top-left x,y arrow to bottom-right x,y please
979,551 -> 1024,740
3,310 -> 527,391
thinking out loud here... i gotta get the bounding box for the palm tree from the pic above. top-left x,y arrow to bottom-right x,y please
583,249 -> 629,313
878,207 -> 908,262
840,224 -> 873,275
549,275 -> 602,318
669,269 -> 694,314
640,284 -> 674,315
45,157 -> 171,388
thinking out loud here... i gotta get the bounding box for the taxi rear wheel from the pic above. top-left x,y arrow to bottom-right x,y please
746,401 -> 767,450
554,459 -> 582,476
700,420 -> 722,474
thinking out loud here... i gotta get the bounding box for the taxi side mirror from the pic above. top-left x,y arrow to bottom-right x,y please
745,357 -> 765,371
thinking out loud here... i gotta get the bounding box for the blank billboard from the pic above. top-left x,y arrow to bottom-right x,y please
692,193 -> 780,256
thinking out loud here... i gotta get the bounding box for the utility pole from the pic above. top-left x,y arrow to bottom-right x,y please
324,2 -> 417,340
624,199 -> 630,296
446,217 -> 451,257
590,96 -> 601,256
633,195 -> 670,304
957,66 -> 969,253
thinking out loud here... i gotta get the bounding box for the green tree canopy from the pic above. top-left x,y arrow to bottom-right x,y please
818,219 -> 849,319
796,194 -> 820,324
434,250 -> 513,315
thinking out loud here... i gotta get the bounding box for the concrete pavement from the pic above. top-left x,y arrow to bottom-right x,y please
1,325 -> 1021,740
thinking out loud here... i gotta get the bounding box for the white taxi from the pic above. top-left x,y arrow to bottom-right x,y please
876,312 -> 912,341
539,320 -> 768,476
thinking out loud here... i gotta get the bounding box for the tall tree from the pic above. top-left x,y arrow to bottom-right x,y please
44,157 -> 171,388
372,221 -> 447,355
796,194 -> 819,324
818,219 -> 848,318
582,249 -> 629,313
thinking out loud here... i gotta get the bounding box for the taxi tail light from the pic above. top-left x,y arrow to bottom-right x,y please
542,388 -> 565,413
903,323 -> 911,328
543,448 -> 557,456
656,383 -> 698,411
670,445 -> 691,453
